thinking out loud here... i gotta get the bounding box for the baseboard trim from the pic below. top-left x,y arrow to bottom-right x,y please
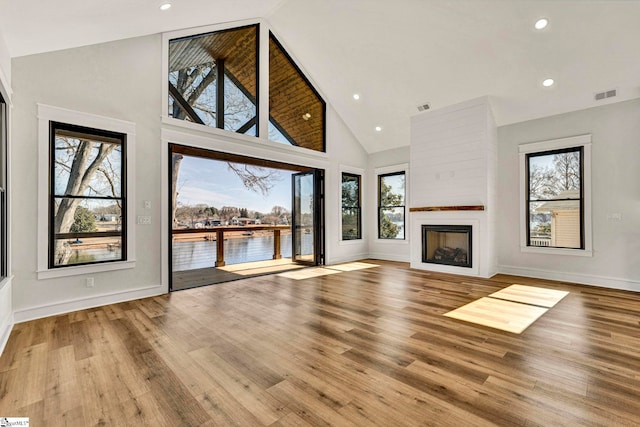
14,285 -> 166,323
0,276 -> 13,357
326,253 -> 370,265
367,252 -> 410,263
498,265 -> 640,292
0,313 -> 13,357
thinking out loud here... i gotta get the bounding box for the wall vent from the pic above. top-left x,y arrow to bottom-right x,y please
595,89 -> 617,101
417,103 -> 431,112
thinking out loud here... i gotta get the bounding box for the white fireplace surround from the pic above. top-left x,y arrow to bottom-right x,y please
409,96 -> 497,278
410,215 -> 480,276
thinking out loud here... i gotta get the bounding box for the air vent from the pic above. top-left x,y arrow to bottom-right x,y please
595,89 -> 617,101
417,102 -> 431,112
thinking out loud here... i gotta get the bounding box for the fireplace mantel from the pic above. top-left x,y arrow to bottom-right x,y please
409,205 -> 485,212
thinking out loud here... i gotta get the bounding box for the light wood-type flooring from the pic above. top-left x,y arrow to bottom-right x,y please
1,260 -> 639,426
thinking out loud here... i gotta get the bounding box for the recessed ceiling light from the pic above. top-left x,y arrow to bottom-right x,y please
375,126 -> 382,132
542,78 -> 555,87
353,94 -> 360,100
160,3 -> 172,11
534,18 -> 549,30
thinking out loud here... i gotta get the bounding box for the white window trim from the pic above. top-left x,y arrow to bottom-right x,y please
37,104 -> 136,279
339,165 -> 365,244
375,163 -> 409,244
518,134 -> 592,257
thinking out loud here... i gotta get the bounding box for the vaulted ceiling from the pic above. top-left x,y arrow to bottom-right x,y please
1,0 -> 639,153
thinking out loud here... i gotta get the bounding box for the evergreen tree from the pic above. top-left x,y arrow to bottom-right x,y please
70,206 -> 98,233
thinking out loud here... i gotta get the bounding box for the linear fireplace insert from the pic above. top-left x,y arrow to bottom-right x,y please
422,225 -> 472,268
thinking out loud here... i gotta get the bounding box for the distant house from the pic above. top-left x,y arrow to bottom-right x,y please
237,217 -> 260,226
96,214 -> 118,222
535,189 -> 580,248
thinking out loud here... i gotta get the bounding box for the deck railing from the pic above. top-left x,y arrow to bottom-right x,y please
530,236 -> 551,247
172,225 -> 291,267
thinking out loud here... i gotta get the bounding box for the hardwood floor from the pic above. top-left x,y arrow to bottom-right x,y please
1,260 -> 639,426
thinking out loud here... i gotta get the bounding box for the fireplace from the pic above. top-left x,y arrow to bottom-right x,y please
422,225 -> 472,268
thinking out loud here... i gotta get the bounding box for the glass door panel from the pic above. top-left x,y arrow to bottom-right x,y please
292,170 -> 323,265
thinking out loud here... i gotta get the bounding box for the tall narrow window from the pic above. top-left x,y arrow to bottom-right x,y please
341,173 -> 361,240
526,147 -> 583,249
168,25 -> 259,136
0,93 -> 7,279
378,172 -> 405,240
269,33 -> 326,152
50,122 -> 126,267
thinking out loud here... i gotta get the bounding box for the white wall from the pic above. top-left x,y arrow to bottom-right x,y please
367,146 -> 410,262
325,106 -> 369,264
10,29 -> 369,321
12,35 -> 165,321
497,98 -> 640,291
0,28 -> 12,354
0,30 -> 10,90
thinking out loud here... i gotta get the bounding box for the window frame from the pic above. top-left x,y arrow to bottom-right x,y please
37,104 -> 137,279
519,134 -> 592,256
268,32 -> 327,152
167,23 -> 260,136
526,146 -> 584,250
161,21 -> 330,158
341,172 -> 362,241
377,170 -> 406,240
49,122 -> 127,269
0,92 -> 7,280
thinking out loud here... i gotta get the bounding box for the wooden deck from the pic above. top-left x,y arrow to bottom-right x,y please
172,258 -> 304,290
2,260 -> 639,425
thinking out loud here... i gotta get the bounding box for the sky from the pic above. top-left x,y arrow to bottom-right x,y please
176,155 -> 294,213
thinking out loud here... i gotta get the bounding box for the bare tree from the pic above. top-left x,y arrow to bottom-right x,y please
170,65 -> 279,209
552,151 -> 580,193
171,153 -> 183,227
227,163 -> 280,196
53,136 -> 119,264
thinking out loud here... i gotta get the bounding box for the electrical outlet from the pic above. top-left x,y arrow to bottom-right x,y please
85,277 -> 94,288
137,215 -> 152,225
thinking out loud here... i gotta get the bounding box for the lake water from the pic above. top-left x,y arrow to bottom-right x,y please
172,233 -> 313,271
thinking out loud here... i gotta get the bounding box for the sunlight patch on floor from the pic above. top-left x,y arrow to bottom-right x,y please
277,261 -> 380,280
488,284 -> 569,308
326,262 -> 380,272
444,297 -> 548,334
277,267 -> 341,280
444,284 -> 569,334
217,258 -> 303,275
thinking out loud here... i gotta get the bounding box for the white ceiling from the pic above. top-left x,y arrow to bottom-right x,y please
1,0 -> 639,153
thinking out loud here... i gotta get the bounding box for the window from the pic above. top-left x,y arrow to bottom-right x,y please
378,172 -> 405,240
50,122 -> 126,268
527,147 -> 583,249
341,173 -> 361,240
168,25 -> 259,136
519,134 -> 592,256
269,33 -> 326,152
164,25 -> 326,153
0,93 -> 7,279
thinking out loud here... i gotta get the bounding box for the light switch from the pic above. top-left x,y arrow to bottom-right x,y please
144,200 -> 151,209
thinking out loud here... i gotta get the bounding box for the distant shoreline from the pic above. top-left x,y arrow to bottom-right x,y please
172,229 -> 292,242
